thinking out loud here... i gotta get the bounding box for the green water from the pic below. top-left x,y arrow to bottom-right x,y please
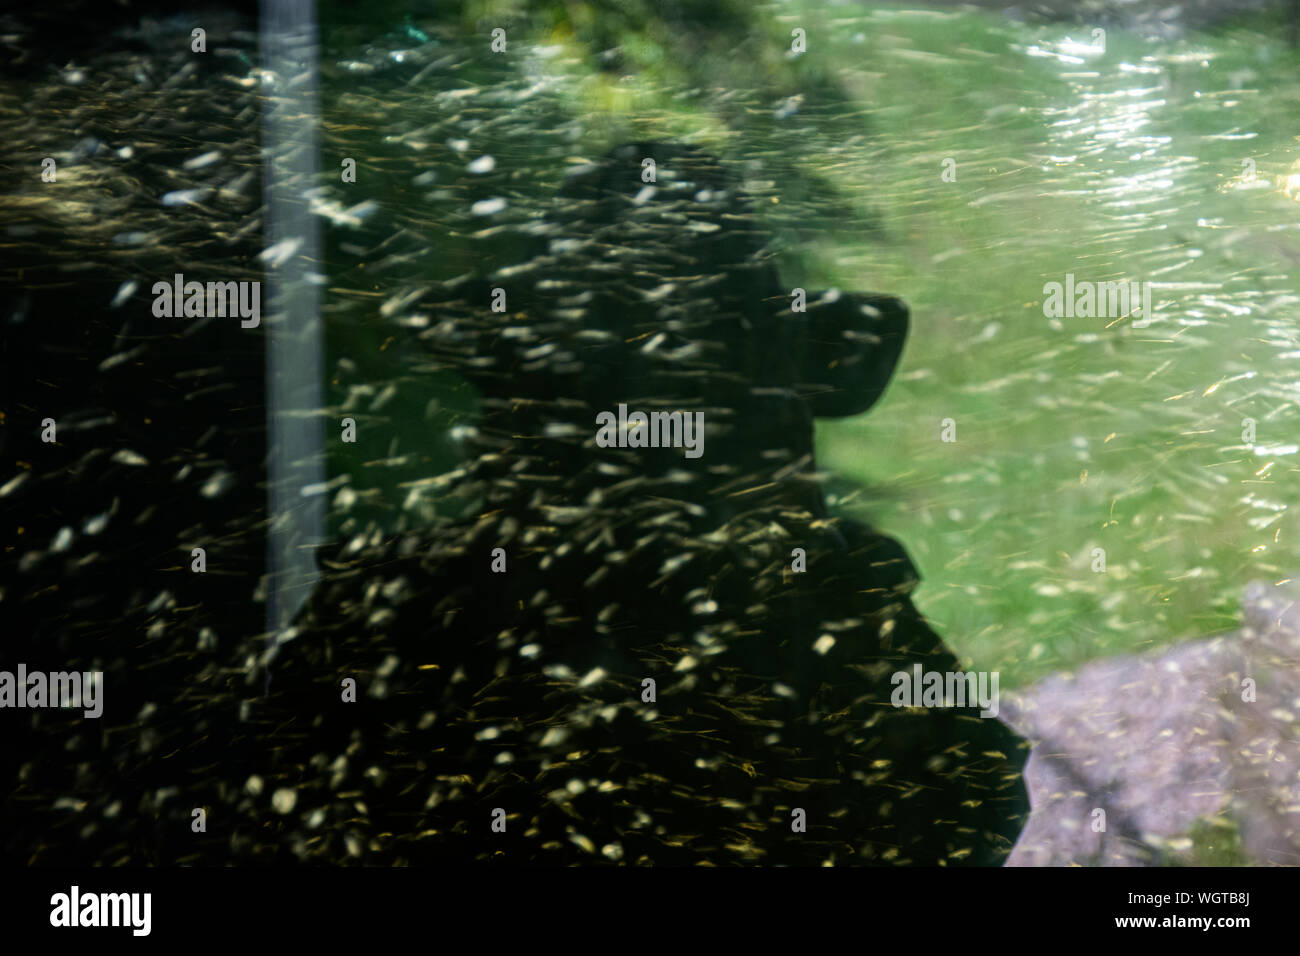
319,2 -> 1300,688
812,8 -> 1300,687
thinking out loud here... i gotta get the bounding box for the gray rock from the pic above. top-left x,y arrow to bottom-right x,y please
1005,578 -> 1300,865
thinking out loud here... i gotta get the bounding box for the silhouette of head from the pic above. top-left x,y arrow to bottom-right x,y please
427,141 -> 909,516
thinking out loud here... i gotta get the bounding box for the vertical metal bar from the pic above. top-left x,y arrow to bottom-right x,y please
260,0 -> 324,687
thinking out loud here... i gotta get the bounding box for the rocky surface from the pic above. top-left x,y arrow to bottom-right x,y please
1005,578 -> 1300,866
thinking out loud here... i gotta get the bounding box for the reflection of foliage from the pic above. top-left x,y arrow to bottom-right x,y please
329,0 -> 872,216
314,0 -> 890,534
